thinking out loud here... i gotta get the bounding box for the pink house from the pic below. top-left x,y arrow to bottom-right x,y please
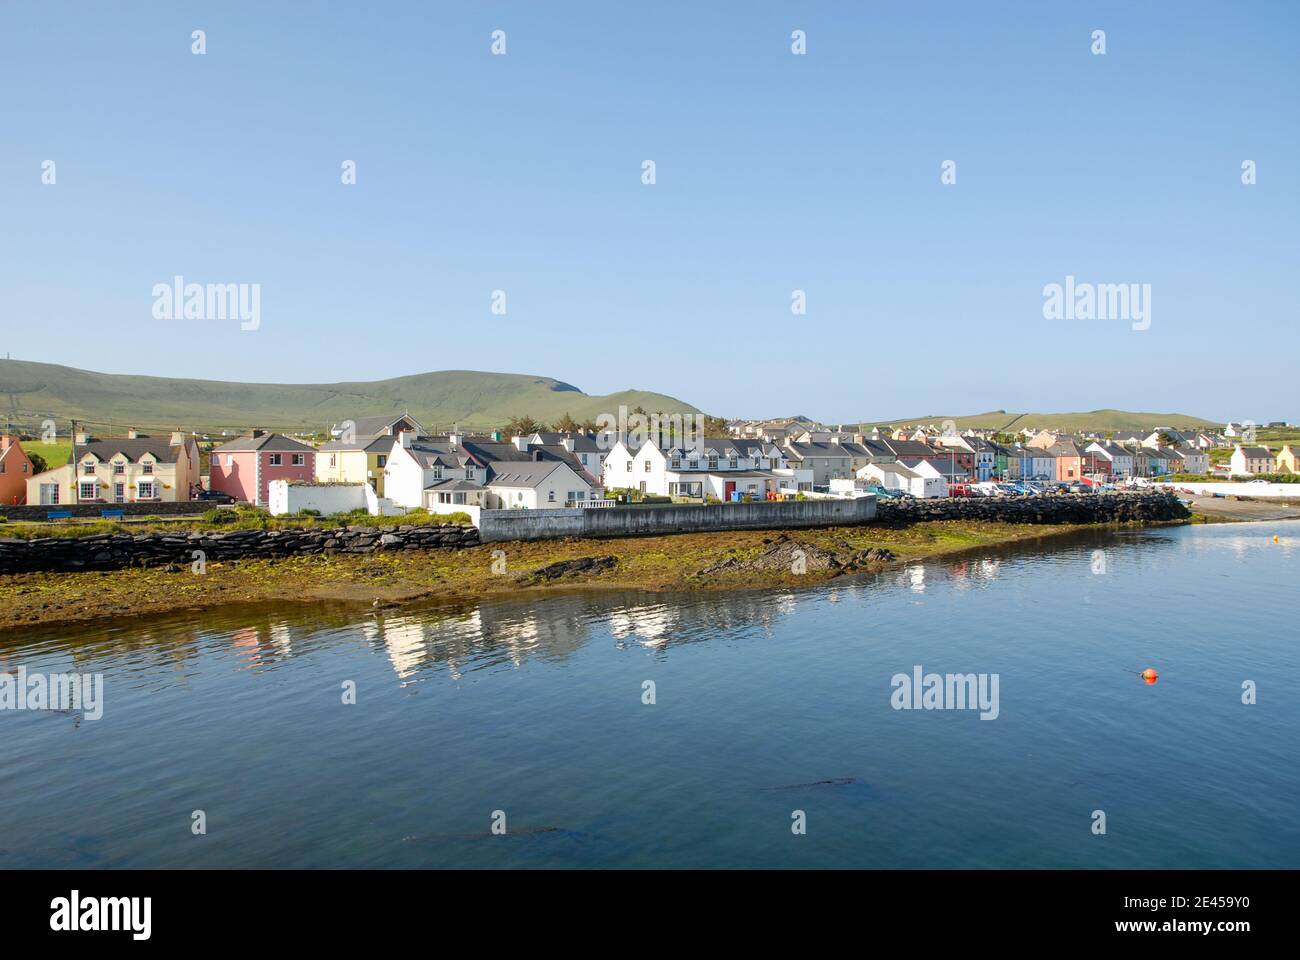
209,431 -> 316,505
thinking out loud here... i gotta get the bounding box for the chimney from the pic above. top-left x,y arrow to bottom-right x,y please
400,431 -> 413,449
512,435 -> 529,452
127,428 -> 141,439
251,429 -> 265,439
533,450 -> 545,461
0,434 -> 12,451
170,430 -> 186,446
74,429 -> 92,444
561,437 -> 576,453
447,432 -> 460,448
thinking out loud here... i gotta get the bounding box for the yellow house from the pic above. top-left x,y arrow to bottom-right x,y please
1276,445 -> 1300,474
316,435 -> 399,495
26,432 -> 202,506
317,414 -> 424,496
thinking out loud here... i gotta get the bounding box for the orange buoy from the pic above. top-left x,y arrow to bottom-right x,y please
1141,668 -> 1158,685
1274,535 -> 1279,543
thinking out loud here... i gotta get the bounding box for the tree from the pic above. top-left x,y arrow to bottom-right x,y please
555,412 -> 581,433
702,415 -> 728,436
27,452 -> 48,474
503,415 -> 546,437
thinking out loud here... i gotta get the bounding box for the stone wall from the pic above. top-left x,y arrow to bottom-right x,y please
476,496 -> 880,543
1,500 -> 210,522
874,490 -> 1190,525
0,492 -> 1188,574
0,523 -> 479,574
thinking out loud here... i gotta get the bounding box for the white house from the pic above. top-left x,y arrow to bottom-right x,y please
1229,445 -> 1273,476
602,438 -> 810,501
1085,442 -> 1133,479
487,459 -> 595,509
859,461 -> 947,498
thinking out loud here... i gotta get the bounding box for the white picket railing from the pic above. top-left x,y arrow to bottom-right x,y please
567,498 -> 616,508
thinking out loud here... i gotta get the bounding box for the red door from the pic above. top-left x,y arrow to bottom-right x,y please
724,481 -> 736,501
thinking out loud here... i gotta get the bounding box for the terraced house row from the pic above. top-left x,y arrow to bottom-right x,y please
0,417 -> 1290,509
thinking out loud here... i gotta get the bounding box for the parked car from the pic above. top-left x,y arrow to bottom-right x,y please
196,489 -> 236,503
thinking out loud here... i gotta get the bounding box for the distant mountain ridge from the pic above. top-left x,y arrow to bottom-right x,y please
0,359 -> 700,434
855,409 -> 1223,433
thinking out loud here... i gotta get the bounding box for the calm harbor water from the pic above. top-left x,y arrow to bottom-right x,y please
2,521 -> 1298,869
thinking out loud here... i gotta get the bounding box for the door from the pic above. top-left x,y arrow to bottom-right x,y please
114,483 -> 125,502
639,481 -> 646,494
724,481 -> 736,501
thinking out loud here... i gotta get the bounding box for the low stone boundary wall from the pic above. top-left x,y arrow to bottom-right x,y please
0,500 -> 211,521
476,496 -> 880,543
874,490 -> 1189,525
0,523 -> 479,574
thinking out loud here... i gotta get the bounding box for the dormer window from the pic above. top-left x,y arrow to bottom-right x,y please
432,466 -> 443,479
142,462 -> 153,475
688,459 -> 698,470
671,457 -> 681,469
83,462 -> 96,476
113,461 -> 125,475
728,457 -> 738,468
708,456 -> 719,470
465,466 -> 475,479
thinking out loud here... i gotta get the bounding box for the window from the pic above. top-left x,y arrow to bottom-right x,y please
671,457 -> 681,469
114,483 -> 125,503
626,460 -> 632,472
548,490 -> 556,502
142,462 -> 153,475
376,455 -> 386,468
688,459 -> 698,470
113,461 -> 125,475
465,466 -> 475,479
644,460 -> 651,472
83,462 -> 96,476
729,457 -> 738,468
21,462 -> 27,473
79,482 -> 96,500
41,483 -> 60,505
269,454 -> 282,466
138,481 -> 155,499
0,462 -> 3,474
224,455 -> 233,467
708,456 -> 719,470
329,454 -> 337,467
292,454 -> 305,466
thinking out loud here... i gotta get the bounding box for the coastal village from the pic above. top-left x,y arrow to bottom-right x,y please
0,411 -> 1295,518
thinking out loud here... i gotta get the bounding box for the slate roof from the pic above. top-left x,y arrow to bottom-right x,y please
211,433 -> 315,453
72,438 -> 188,464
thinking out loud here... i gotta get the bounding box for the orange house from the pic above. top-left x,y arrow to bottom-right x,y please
0,435 -> 35,505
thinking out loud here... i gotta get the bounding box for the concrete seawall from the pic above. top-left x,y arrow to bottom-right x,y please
475,497 -> 880,543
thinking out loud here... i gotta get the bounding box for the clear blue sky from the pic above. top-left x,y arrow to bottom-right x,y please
2,1 -> 1295,423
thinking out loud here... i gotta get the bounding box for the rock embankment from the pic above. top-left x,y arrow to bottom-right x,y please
0,523 -> 480,574
699,532 -> 895,577
873,490 -> 1189,526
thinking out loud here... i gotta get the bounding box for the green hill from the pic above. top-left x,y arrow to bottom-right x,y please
0,359 -> 700,434
857,409 -> 1222,433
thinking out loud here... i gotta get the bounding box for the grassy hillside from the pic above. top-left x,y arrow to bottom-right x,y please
854,409 -> 1223,434
0,359 -> 700,434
